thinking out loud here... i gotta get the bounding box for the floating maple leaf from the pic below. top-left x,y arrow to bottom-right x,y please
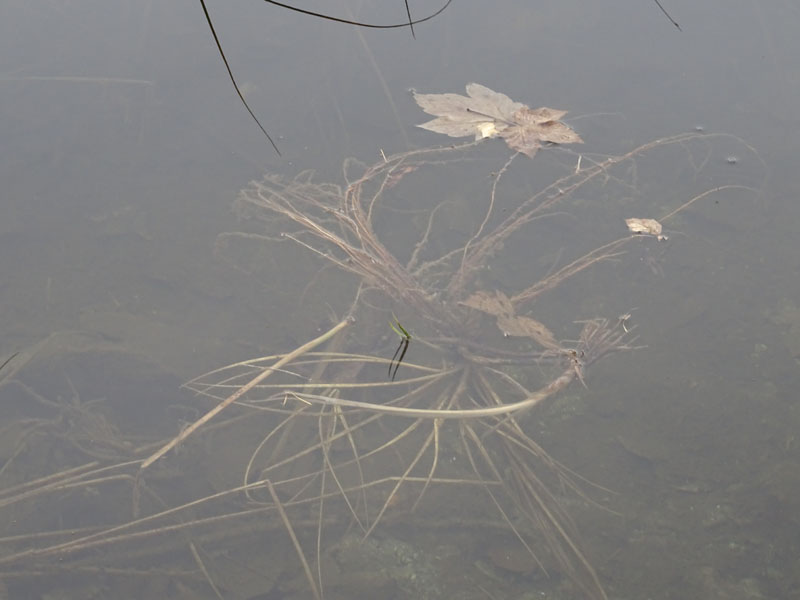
413,83 -> 582,158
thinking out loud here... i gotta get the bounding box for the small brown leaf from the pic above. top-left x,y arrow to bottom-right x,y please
625,217 -> 667,240
496,315 -> 560,350
413,83 -> 582,158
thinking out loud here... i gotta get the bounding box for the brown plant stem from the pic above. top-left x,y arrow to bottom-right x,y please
139,318 -> 352,471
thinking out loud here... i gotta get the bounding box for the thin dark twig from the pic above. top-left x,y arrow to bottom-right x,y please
653,0 -> 681,30
198,0 -> 281,155
198,0 -> 451,154
388,339 -> 404,379
261,0 -> 452,30
0,352 -> 19,376
404,0 -> 416,39
390,338 -> 409,382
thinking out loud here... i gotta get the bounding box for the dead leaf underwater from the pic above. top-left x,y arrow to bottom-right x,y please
461,290 -> 560,350
413,83 -> 583,158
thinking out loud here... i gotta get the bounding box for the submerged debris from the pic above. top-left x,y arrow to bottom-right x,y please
625,217 -> 668,241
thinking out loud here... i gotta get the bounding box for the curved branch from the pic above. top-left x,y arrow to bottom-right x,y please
261,0 -> 453,29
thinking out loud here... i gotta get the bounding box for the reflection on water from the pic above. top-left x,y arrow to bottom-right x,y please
2,0 -> 800,598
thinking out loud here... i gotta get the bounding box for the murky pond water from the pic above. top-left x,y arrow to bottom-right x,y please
2,1 -> 800,599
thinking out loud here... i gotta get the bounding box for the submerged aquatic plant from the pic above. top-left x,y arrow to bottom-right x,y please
180,122 -> 755,598
0,101 -> 763,599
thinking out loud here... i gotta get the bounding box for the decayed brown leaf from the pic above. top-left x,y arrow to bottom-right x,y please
413,83 -> 582,158
461,290 -> 559,350
625,217 -> 668,241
